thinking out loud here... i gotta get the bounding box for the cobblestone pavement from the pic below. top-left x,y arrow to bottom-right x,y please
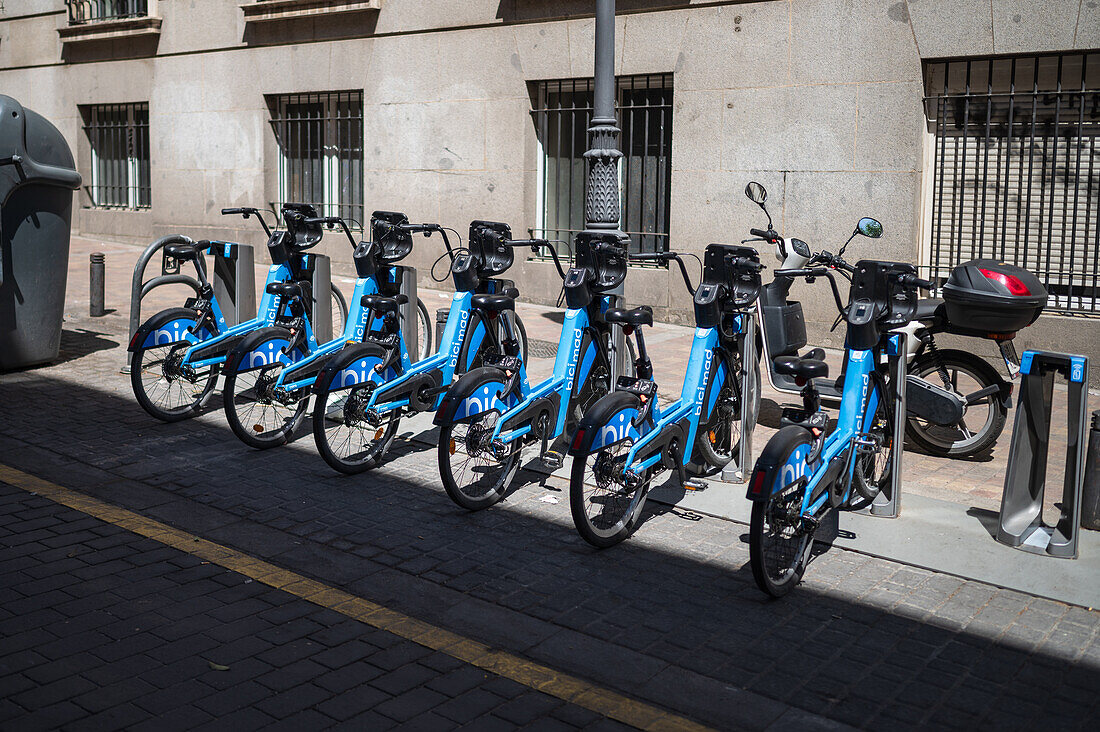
2,238 -> 1096,729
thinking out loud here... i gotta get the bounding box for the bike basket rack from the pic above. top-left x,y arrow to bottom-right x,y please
721,307 -> 759,483
997,350 -> 1089,559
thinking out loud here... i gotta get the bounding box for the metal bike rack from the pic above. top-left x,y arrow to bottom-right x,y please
996,350 -> 1089,559
722,308 -> 757,483
396,264 -> 418,358
124,236 -> 256,371
870,331 -> 908,518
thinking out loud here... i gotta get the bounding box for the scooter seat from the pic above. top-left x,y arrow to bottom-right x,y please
471,292 -> 516,313
164,242 -> 202,262
361,293 -> 409,314
801,347 -> 826,362
266,281 -> 307,301
604,305 -> 653,327
914,297 -> 946,322
774,356 -> 829,381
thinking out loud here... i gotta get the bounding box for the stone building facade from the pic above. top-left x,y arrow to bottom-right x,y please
1,0 -> 1098,358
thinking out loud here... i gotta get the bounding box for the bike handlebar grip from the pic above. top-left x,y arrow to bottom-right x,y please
221,207 -> 248,215
630,252 -> 671,261
898,274 -> 935,290
728,256 -> 765,271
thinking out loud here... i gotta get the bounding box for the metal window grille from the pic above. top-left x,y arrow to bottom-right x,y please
82,102 -> 150,210
267,91 -> 364,229
532,74 -> 673,257
925,53 -> 1100,315
66,0 -> 148,24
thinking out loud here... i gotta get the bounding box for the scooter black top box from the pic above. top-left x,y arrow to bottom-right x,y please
941,259 -> 1047,335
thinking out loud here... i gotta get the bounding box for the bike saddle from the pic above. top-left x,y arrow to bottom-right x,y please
164,242 -> 203,261
914,297 -> 946,322
266,281 -> 307,300
471,291 -> 518,313
800,347 -> 826,361
774,355 -> 829,381
361,293 -> 409,314
604,305 -> 653,327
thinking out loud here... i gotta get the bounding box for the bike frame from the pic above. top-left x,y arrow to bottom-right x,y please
488,298 -> 613,446
616,317 -> 746,475
362,289 -> 495,415
776,340 -> 896,519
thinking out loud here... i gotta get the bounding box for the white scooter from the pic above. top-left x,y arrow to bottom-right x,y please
743,182 -> 1044,459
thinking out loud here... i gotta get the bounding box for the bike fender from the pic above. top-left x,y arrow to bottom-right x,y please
314,342 -> 396,394
128,308 -> 212,352
567,391 -> 642,456
434,366 -> 511,425
225,327 -> 306,373
746,425 -> 813,502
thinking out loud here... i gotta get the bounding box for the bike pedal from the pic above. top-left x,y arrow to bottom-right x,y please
683,478 -> 708,492
541,451 -> 564,470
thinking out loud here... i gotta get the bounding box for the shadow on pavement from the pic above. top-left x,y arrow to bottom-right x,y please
1,371 -> 1098,730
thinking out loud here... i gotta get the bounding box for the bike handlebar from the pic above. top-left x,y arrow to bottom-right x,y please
220,207 -> 272,236
749,227 -> 778,240
304,216 -> 356,248
898,273 -> 935,290
727,255 -> 765,272
631,251 -> 696,294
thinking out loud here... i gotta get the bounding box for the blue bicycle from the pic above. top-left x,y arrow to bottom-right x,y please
128,204 -> 341,422
566,243 -> 763,547
746,220 -> 933,597
220,211 -> 438,450
310,220 -> 531,473
434,232 -> 633,511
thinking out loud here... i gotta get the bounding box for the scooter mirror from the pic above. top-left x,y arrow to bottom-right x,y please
745,181 -> 767,205
856,217 -> 883,238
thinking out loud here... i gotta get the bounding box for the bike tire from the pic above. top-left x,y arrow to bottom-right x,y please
222,328 -> 310,449
569,439 -> 649,548
331,285 -> 348,338
438,417 -> 520,511
693,348 -> 761,473
905,349 -> 1007,458
749,426 -> 815,598
415,297 -> 432,361
130,307 -> 221,423
312,343 -> 402,474
850,370 -> 894,506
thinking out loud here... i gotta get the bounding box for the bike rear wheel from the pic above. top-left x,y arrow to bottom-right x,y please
223,330 -> 309,449
130,308 -> 220,422
438,415 -> 520,510
851,374 -> 894,506
569,440 -> 649,548
749,430 -> 814,597
312,344 -> 402,474
905,349 -> 1006,458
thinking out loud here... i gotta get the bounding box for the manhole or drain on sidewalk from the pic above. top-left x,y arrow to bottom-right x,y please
527,339 -> 558,359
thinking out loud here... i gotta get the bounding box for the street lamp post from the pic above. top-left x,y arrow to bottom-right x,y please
583,0 -> 628,378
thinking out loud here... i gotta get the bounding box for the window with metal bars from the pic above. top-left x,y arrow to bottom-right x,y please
924,53 -> 1100,315
82,102 -> 150,210
531,74 -> 673,256
267,91 -> 364,229
66,1 -> 149,25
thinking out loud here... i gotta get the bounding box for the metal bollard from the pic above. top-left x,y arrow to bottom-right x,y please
89,252 -> 106,317
1083,411 -> 1100,531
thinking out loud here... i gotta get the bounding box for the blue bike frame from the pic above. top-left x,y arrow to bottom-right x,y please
760,337 -> 897,517
445,296 -> 613,446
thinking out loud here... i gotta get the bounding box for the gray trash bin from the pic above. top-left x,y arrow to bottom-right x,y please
0,95 -> 82,369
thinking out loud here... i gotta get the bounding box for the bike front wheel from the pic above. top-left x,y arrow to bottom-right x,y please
749,428 -> 815,598
569,440 -> 649,548
438,415 -> 520,510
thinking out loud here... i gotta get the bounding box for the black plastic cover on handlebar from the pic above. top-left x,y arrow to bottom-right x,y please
749,227 -> 776,239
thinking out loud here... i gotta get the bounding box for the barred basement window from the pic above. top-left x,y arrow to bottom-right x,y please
924,53 -> 1100,315
82,102 -> 150,210
532,74 -> 673,256
267,91 -> 364,228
